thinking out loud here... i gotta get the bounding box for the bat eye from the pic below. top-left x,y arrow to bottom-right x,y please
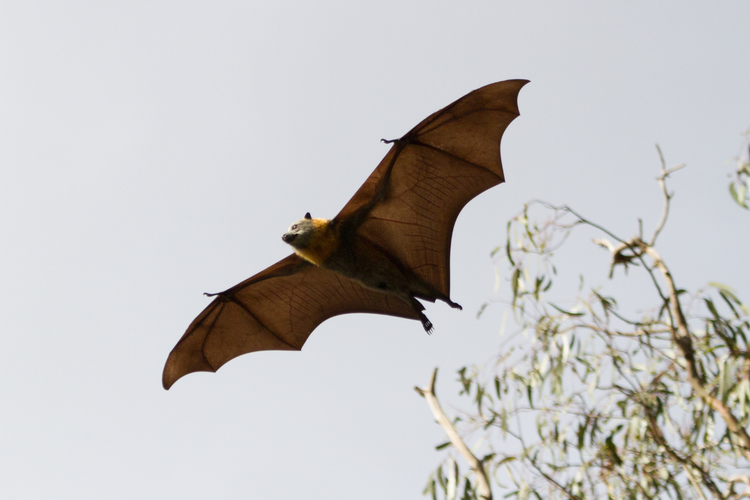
292,224 -> 298,230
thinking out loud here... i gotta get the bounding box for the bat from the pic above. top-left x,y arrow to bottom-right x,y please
162,79 -> 528,389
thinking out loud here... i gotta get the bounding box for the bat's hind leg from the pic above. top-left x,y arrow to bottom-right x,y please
412,287 -> 463,311
408,296 -> 434,334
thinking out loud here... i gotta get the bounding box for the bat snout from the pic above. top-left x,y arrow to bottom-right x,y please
282,233 -> 297,243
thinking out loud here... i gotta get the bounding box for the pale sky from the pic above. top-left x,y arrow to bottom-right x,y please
1,2 -> 749,498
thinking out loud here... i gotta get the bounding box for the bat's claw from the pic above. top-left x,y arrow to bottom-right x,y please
380,138 -> 399,144
444,298 -> 463,310
418,313 -> 434,335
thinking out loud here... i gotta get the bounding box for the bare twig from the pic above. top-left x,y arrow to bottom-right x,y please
650,145 -> 686,246
532,200 -> 670,303
416,368 -> 493,500
528,459 -> 582,500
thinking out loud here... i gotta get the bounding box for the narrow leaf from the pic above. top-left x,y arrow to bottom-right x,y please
730,182 -> 749,208
549,303 -> 586,317
511,268 -> 520,306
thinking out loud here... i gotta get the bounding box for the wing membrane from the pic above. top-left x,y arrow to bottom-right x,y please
334,80 -> 528,296
163,254 -> 420,389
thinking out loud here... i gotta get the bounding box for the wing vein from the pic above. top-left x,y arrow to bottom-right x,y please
227,295 -> 301,350
409,140 -> 504,181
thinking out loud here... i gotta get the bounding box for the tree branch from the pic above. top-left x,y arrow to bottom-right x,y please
681,464 -> 709,500
727,475 -> 750,500
642,401 -> 723,498
532,200 -> 670,303
528,458 -> 582,500
650,144 -> 686,246
416,368 -> 493,500
640,243 -> 750,460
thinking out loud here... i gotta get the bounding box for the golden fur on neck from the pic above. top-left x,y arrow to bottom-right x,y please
293,218 -> 339,266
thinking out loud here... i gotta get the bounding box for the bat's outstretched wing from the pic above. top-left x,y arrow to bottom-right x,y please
334,79 -> 528,299
162,254 -> 420,389
164,80 -> 526,389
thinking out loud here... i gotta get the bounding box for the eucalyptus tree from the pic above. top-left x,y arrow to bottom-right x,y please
419,150 -> 750,500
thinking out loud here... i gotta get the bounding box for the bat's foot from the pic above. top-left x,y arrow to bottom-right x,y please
380,137 -> 399,144
419,314 -> 434,335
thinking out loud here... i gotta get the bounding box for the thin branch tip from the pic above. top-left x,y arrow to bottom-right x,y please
429,367 -> 438,394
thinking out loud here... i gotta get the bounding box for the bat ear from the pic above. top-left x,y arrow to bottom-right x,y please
304,212 -> 312,220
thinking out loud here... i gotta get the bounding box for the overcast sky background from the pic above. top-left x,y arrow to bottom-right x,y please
1,2 -> 749,498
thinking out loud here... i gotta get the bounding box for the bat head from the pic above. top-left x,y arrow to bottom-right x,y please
282,212 -> 315,249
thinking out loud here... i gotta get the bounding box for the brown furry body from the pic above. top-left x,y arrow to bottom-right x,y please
283,215 -> 460,332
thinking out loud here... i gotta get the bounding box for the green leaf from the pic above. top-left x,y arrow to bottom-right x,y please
719,357 -> 730,404
605,434 -> 623,466
435,441 -> 452,451
423,474 -> 436,497
704,298 -> 720,320
458,367 -> 472,394
738,378 -> 749,419
511,268 -> 521,306
549,303 -> 586,317
527,383 -> 534,409
590,416 -> 600,442
730,181 -> 749,208
477,302 -> 488,319
711,285 -> 749,319
709,282 -> 741,301
483,415 -> 497,430
577,420 -> 587,449
561,334 -> 570,364
475,385 -> 485,409
506,220 -> 515,266
437,464 -> 447,491
718,291 -> 741,319
463,478 -> 475,500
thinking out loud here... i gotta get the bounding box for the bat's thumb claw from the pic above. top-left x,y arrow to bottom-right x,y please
445,298 -> 463,310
